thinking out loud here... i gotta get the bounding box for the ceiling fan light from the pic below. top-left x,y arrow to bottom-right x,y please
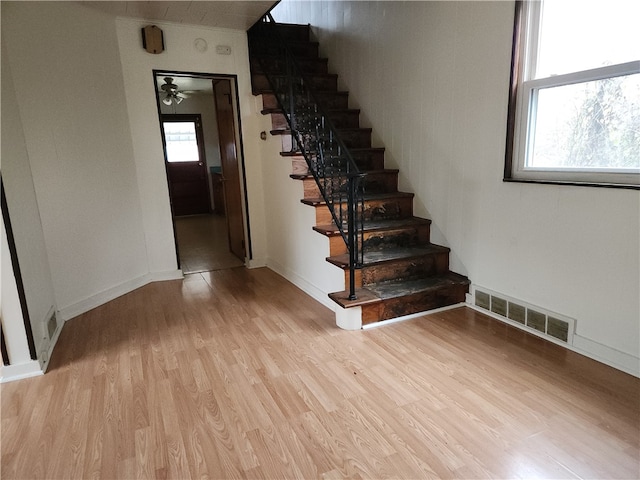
175,96 -> 184,104
162,95 -> 172,106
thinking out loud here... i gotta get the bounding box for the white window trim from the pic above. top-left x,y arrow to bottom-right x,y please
507,0 -> 640,188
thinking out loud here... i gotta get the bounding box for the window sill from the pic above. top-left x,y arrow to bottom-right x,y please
503,177 -> 640,190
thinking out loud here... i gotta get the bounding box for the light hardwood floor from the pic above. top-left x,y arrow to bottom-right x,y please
1,267 -> 638,479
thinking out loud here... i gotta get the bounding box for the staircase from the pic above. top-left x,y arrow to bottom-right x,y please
248,20 -> 470,326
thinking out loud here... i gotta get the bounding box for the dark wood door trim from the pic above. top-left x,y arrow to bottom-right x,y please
1,176 -> 37,361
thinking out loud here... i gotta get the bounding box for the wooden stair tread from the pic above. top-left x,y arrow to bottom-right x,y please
250,39 -> 319,48
301,191 -> 413,207
327,244 -> 450,269
271,127 -> 372,136
367,272 -> 470,300
314,217 -> 432,236
290,169 -> 399,180
262,107 -> 360,116
281,147 -> 385,158
329,272 -> 469,308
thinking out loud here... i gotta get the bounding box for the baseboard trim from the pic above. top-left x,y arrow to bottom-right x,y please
58,270 -> 183,322
466,303 -> 640,378
266,260 -> 336,312
0,360 -> 43,383
247,257 -> 268,269
572,334 -> 640,378
362,303 -> 466,330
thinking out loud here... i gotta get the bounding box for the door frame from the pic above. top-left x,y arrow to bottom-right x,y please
153,69 -> 253,269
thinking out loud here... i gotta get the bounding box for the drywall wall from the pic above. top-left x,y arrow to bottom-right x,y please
115,17 -> 268,268
273,0 -> 640,373
2,2 -> 149,317
1,36 -> 57,363
259,114 -> 345,310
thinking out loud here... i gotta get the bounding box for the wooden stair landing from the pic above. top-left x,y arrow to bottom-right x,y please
248,22 -> 469,324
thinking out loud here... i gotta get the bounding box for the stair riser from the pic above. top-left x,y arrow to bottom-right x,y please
271,113 -> 289,130
351,150 -> 385,171
262,92 -> 349,110
299,172 -> 397,200
292,155 -> 384,176
322,224 -> 431,256
291,157 -> 309,175
363,225 -> 431,250
361,283 -> 469,324
279,130 -> 371,152
252,73 -> 338,93
250,24 -> 310,42
312,196 -> 414,225
270,110 -> 360,130
360,252 -> 450,285
362,172 -> 398,194
363,197 -> 414,222
250,42 -> 319,58
341,251 -> 449,288
251,57 -> 329,75
326,110 -> 361,128
338,130 -> 372,149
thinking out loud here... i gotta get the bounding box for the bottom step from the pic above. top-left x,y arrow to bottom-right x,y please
329,272 -> 470,324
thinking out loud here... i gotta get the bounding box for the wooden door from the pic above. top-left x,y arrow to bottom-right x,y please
162,114 -> 210,216
213,80 -> 245,260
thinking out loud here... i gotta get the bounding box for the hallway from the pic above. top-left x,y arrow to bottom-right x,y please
174,214 -> 244,274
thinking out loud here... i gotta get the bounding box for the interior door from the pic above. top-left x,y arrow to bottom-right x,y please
213,80 -> 245,260
162,114 -> 210,216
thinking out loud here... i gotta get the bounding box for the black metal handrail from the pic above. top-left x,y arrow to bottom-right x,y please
250,14 -> 365,300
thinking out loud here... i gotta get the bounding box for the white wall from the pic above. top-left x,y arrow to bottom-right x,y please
2,1 -> 270,332
273,1 -> 640,373
115,17 -> 268,268
1,35 -> 57,364
259,115 -> 345,310
2,2 -> 150,319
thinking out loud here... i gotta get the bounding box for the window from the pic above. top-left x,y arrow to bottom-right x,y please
163,121 -> 200,162
505,0 -> 640,188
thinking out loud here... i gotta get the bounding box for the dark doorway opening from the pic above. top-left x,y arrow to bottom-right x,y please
154,71 -> 250,274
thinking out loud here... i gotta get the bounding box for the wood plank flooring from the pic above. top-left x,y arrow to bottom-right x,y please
1,267 -> 638,479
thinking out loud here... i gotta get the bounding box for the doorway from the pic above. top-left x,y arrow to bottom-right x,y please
155,71 -> 250,274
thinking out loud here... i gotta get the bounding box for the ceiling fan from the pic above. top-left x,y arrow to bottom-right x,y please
159,77 -> 190,105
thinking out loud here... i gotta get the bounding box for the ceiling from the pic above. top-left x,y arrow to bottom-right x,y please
83,1 -> 276,31
156,75 -> 216,96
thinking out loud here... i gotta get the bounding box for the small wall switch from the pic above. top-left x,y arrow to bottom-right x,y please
216,45 -> 232,55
